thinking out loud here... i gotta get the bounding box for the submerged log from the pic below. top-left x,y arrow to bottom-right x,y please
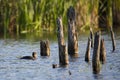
92,31 -> 101,74
40,40 -> 50,56
90,27 -> 94,48
85,37 -> 91,62
67,6 -> 78,57
110,27 -> 116,51
57,17 -> 69,65
100,38 -> 106,64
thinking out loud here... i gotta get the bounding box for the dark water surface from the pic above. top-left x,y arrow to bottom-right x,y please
0,29 -> 120,80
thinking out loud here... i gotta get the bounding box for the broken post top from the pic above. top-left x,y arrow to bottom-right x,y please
67,6 -> 76,22
95,31 -> 101,37
90,27 -> 94,40
40,40 -> 49,47
57,17 -> 63,31
40,40 -> 50,56
56,17 -> 65,45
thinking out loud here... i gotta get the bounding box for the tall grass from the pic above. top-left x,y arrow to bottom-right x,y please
0,0 -> 76,33
0,0 -> 117,35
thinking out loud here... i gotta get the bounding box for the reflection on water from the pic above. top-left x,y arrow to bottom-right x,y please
93,74 -> 104,80
0,28 -> 120,80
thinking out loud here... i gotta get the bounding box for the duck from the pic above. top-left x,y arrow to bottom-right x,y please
52,64 -> 58,68
20,52 -> 37,60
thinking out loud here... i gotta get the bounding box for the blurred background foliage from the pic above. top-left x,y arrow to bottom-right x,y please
0,0 -> 119,37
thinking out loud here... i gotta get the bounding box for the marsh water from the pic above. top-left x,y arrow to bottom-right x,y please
0,28 -> 120,80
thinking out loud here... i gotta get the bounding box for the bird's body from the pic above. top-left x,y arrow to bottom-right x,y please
20,56 -> 34,60
20,52 -> 37,60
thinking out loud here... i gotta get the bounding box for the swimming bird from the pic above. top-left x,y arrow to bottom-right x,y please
52,64 -> 58,68
20,52 -> 37,60
69,70 -> 72,75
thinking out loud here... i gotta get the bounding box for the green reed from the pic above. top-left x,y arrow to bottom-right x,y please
0,0 -> 118,36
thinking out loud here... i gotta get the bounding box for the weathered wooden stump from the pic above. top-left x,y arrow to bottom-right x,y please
60,45 -> 69,65
90,28 -> 94,48
110,27 -> 116,51
92,31 -> 101,74
100,38 -> 106,64
40,40 -> 50,56
57,17 -> 69,66
67,6 -> 78,57
85,37 -> 91,62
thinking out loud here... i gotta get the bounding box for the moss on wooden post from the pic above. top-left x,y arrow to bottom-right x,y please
57,17 -> 69,66
67,6 -> 78,57
92,31 -> 101,74
40,40 -> 50,56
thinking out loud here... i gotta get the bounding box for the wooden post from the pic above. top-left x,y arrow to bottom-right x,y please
60,45 -> 69,65
110,27 -> 116,51
100,38 -> 106,64
57,17 -> 69,65
40,40 -> 50,56
85,37 -> 91,62
92,31 -> 101,74
90,27 -> 94,48
67,6 -> 78,57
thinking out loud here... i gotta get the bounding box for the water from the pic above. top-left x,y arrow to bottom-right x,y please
0,29 -> 120,80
